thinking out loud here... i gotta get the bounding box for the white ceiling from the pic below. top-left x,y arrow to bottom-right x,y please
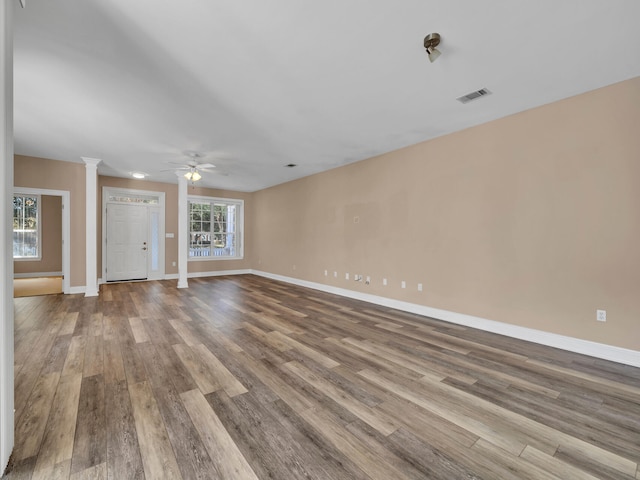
13,1 -> 640,192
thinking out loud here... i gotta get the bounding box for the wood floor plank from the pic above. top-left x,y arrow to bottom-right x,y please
520,445 -> 600,480
192,344 -> 248,397
69,462 -> 107,480
32,373 -> 82,480
71,374 -> 106,474
181,389 -> 259,480
128,381 -> 183,479
105,380 -> 144,480
173,344 -> 220,394
120,340 -> 148,384
297,405 -> 418,480
283,360 -> 398,436
82,335 -> 104,378
128,317 -> 150,344
358,367 -> 532,455
103,340 -> 126,385
13,361 -> 42,423
151,384 -> 218,480
61,335 -> 86,378
167,318 -> 200,346
13,372 -> 61,461
268,330 -> 340,369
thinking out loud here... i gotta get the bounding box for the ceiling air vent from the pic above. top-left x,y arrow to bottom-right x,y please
456,88 -> 492,104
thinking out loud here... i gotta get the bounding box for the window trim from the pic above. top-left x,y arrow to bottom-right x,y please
13,193 -> 42,261
187,195 -> 244,261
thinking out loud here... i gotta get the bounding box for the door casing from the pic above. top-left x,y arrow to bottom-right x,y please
102,187 -> 165,282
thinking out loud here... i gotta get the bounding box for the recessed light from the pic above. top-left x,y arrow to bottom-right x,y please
285,164 -> 297,168
131,172 -> 147,179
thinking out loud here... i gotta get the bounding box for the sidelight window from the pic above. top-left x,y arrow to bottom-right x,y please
13,194 -> 41,260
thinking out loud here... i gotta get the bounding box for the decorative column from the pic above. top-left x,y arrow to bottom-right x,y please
0,1 -> 14,471
176,172 -> 188,288
82,157 -> 101,297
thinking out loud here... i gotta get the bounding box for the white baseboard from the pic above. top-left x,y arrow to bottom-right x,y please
68,286 -> 86,295
190,269 -> 252,278
165,269 -> 252,281
14,271 -> 62,279
251,270 -> 640,368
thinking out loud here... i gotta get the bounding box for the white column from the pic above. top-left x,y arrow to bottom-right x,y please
177,172 -> 188,288
82,157 -> 101,297
0,1 -> 14,472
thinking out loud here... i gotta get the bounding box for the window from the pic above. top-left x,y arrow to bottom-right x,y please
188,197 -> 243,260
13,194 -> 40,260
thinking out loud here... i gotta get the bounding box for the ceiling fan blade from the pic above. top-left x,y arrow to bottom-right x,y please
196,163 -> 216,169
160,166 -> 190,172
199,168 -> 215,173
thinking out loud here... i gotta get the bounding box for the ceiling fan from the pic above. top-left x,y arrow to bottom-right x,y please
168,153 -> 215,182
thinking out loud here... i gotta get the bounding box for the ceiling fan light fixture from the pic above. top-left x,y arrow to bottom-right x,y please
424,33 -> 442,63
184,170 -> 202,182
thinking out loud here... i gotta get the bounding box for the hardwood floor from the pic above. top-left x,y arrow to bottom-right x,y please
5,275 -> 640,479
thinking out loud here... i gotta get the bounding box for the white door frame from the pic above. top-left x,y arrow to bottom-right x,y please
102,187 -> 165,282
13,187 -> 71,294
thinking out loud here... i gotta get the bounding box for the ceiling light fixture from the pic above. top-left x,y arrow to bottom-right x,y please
423,33 -> 441,63
184,169 -> 202,182
131,172 -> 147,179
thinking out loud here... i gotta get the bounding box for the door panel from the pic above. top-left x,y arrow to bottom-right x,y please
106,204 -> 148,281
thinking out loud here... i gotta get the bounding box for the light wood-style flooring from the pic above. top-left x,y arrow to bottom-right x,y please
5,275 -> 640,479
13,276 -> 63,298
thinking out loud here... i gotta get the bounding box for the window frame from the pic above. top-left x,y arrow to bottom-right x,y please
13,193 -> 42,261
187,195 -> 244,261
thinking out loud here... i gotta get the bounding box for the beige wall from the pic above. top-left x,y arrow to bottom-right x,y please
252,77 -> 640,350
14,195 -> 62,275
98,176 -> 253,276
14,156 -> 85,287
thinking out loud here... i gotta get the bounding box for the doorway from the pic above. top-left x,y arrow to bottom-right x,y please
13,187 -> 71,294
102,187 -> 165,282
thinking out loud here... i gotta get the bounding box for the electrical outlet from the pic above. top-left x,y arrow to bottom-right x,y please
355,274 -> 363,282
172,261 -> 176,267
334,271 -> 338,278
401,281 -> 406,289
596,309 -> 606,322
345,273 -> 349,280
418,283 -> 423,292
383,278 -> 387,286
324,270 -> 328,276
365,276 -> 371,285
292,264 -> 296,270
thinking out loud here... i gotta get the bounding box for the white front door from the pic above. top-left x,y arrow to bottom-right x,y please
106,204 -> 148,281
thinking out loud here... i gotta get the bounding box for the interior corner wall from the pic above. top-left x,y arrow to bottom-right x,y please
14,155 -> 86,288
251,76 -> 640,351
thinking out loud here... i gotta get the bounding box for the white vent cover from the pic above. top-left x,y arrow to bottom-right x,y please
456,88 -> 492,104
